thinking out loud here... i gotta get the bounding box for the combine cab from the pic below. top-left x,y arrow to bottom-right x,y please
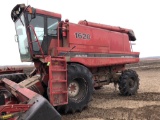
0,4 -> 139,119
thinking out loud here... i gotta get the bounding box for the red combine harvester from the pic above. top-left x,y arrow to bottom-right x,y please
0,4 -> 140,120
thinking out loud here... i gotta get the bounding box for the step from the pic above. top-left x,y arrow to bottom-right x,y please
51,91 -> 68,94
51,80 -> 67,82
51,58 -> 66,61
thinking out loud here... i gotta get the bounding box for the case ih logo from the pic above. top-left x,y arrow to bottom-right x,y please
75,32 -> 91,40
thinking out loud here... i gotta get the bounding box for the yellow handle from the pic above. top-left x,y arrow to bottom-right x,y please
47,62 -> 50,66
0,114 -> 13,120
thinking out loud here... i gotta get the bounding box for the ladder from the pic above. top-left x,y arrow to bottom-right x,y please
47,56 -> 68,106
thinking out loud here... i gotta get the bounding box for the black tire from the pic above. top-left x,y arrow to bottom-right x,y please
118,69 -> 139,96
57,63 -> 93,113
0,73 -> 27,83
0,87 -> 12,105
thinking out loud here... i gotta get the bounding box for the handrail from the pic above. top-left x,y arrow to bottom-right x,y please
28,25 -> 45,58
57,22 -> 60,47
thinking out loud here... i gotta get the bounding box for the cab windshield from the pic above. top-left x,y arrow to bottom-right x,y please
15,14 -> 30,61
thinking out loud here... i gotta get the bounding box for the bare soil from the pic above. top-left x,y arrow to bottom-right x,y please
62,59 -> 160,120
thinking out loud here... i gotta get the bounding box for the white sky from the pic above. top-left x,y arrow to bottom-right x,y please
0,0 -> 160,65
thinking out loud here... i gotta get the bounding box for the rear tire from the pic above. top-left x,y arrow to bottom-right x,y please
118,69 -> 139,96
57,63 -> 93,113
0,73 -> 27,83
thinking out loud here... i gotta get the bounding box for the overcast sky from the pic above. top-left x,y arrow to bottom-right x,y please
0,0 -> 160,65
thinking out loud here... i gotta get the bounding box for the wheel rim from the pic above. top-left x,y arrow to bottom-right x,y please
68,81 -> 80,97
68,78 -> 87,102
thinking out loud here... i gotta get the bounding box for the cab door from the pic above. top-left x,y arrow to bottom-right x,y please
28,14 -> 60,55
28,14 -> 47,55
46,17 -> 60,55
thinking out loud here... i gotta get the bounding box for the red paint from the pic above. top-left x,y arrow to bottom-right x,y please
70,58 -> 139,67
35,8 -> 61,18
78,20 -> 132,34
46,56 -> 68,106
68,23 -> 132,52
2,79 -> 37,101
0,68 -> 23,75
0,104 -> 31,114
56,22 -> 139,67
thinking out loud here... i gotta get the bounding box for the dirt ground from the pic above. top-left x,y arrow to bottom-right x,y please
62,60 -> 160,120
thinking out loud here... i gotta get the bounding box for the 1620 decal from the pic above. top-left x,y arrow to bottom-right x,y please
75,32 -> 91,40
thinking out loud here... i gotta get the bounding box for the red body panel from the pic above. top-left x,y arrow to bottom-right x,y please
68,23 -> 132,53
57,23 -> 139,67
70,23 -> 131,52
70,58 -> 139,67
78,20 -> 131,33
29,8 -> 61,18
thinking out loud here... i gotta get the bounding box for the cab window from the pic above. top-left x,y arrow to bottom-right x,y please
47,18 -> 58,36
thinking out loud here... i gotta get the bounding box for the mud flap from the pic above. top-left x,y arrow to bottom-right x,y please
18,95 -> 61,120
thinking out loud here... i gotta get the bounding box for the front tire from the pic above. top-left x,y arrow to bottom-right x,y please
57,63 -> 93,113
118,69 -> 139,96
